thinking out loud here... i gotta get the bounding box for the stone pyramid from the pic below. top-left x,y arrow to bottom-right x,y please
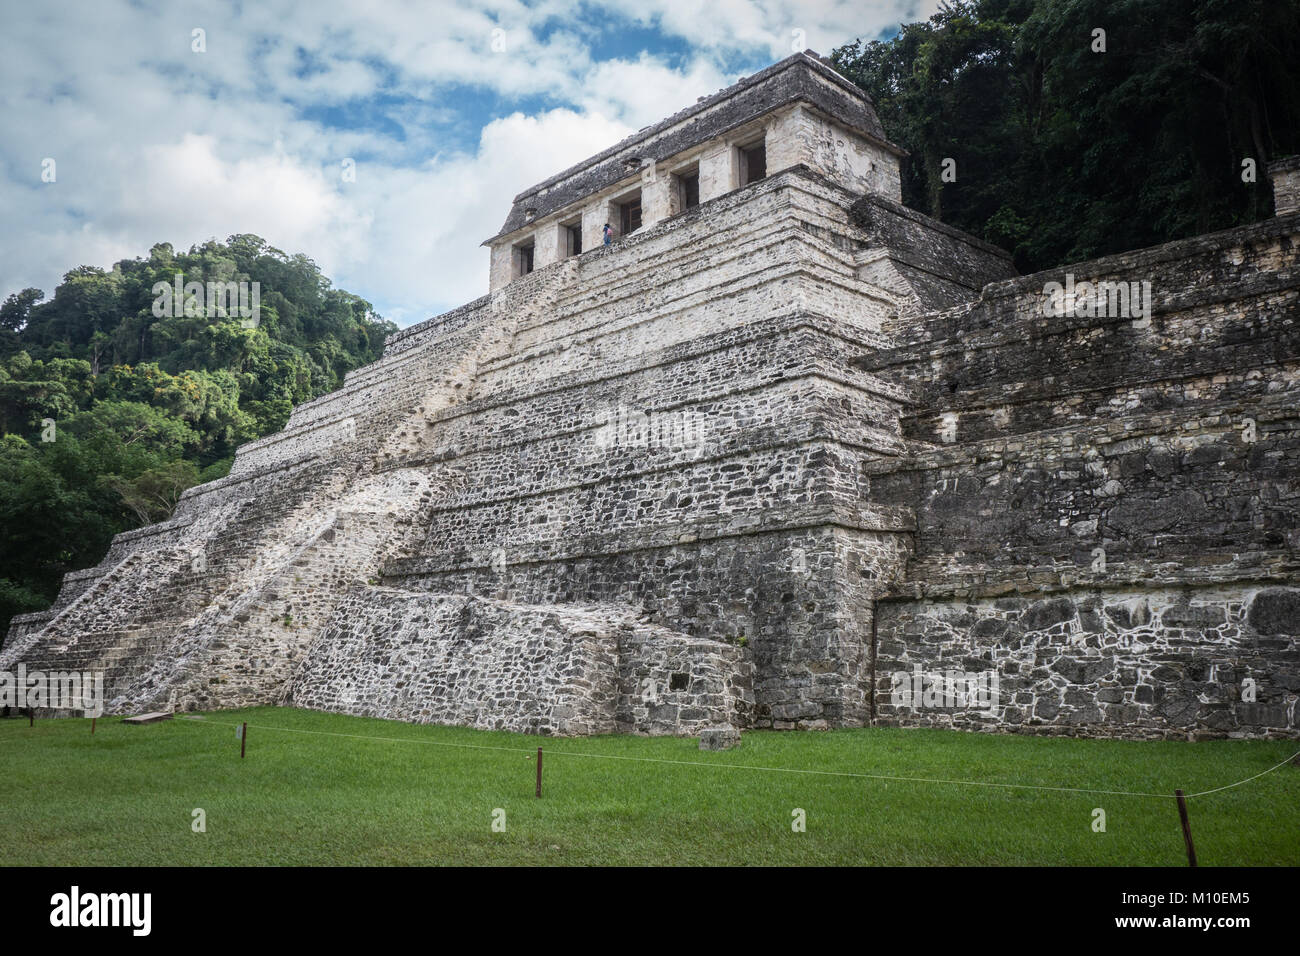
5,53 -> 1297,739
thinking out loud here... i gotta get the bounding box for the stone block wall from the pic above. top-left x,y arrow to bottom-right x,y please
865,211 -> 1300,738
285,588 -> 751,736
616,627 -> 754,734
874,587 -> 1299,738
2,611 -> 52,651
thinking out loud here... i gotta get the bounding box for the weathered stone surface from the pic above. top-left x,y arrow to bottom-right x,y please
1247,588 -> 1300,636
284,589 -> 749,736
699,726 -> 742,750
875,587 -> 1298,739
1271,156 -> 1300,217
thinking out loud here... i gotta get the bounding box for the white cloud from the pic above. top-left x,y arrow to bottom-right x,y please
576,55 -> 731,129
335,108 -> 634,325
0,0 -> 938,326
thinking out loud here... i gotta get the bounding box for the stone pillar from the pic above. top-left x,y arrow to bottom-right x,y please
641,163 -> 673,229
764,105 -> 807,176
698,143 -> 735,203
581,203 -> 606,253
488,242 -> 513,291
1269,156 -> 1300,217
585,199 -> 622,247
533,221 -> 566,269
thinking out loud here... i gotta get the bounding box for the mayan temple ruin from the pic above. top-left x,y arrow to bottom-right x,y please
3,52 -> 1298,739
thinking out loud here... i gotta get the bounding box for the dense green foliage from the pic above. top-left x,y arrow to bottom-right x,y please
832,0 -> 1300,272
0,236 -> 395,631
2,708 -> 1296,864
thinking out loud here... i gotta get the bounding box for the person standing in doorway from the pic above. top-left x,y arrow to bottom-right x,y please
603,223 -> 613,247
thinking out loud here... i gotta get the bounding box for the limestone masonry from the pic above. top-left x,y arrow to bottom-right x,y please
4,52 -> 1298,739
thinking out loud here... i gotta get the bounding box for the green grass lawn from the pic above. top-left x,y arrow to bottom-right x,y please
2,706 -> 1296,866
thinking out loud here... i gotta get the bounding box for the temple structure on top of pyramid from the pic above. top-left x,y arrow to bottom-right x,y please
4,52 -> 1298,739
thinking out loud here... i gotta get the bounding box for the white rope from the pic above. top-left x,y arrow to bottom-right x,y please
1180,750 -> 1300,798
165,715 -> 1299,801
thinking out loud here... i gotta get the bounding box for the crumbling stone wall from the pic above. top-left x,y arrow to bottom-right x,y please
616,627 -> 754,734
286,589 -> 752,736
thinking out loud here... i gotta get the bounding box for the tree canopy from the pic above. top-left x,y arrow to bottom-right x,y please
0,235 -> 395,633
832,0 -> 1300,272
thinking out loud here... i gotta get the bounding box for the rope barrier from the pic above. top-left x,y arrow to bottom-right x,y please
5,714 -> 1293,800
162,714 -> 1300,801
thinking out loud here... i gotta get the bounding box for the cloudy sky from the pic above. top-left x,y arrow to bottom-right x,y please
1,0 -> 936,327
